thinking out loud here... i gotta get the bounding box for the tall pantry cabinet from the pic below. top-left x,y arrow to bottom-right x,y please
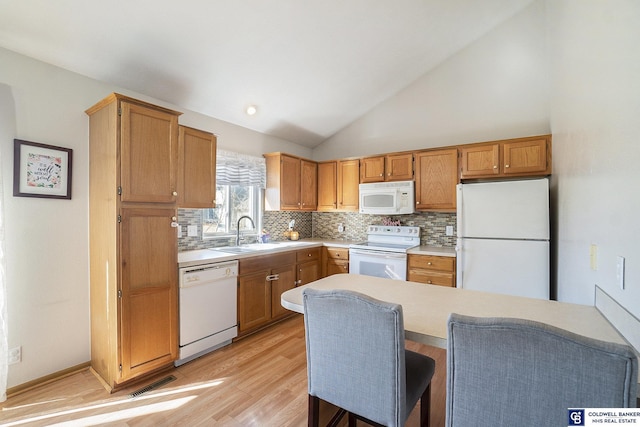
86,93 -> 181,392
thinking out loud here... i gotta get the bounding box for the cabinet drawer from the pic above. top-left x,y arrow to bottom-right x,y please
297,247 -> 321,262
327,259 -> 349,276
326,247 -> 349,260
408,269 -> 455,287
408,254 -> 454,272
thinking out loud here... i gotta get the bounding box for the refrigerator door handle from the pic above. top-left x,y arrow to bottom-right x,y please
456,184 -> 463,238
455,239 -> 463,288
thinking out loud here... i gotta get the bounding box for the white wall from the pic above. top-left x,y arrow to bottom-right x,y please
313,1 -> 550,161
548,0 -> 640,317
0,46 -> 309,388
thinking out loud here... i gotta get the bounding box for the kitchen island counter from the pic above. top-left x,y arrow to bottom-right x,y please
281,274 -> 628,350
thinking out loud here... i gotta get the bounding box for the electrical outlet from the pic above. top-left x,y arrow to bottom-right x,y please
337,223 -> 344,233
445,226 -> 454,236
8,346 -> 21,365
590,244 -> 598,271
187,225 -> 198,237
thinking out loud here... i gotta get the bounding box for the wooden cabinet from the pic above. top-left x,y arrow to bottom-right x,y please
237,252 -> 297,336
118,100 -> 180,203
459,135 -> 551,179
415,148 -> 459,212
296,247 -> 321,286
177,126 -> 216,208
301,159 -> 318,210
323,247 -> 349,277
360,156 -> 385,182
360,153 -> 414,182
407,254 -> 456,287
264,153 -> 317,211
317,159 -> 359,211
317,161 -> 337,211
86,93 -> 181,391
119,207 -> 178,380
337,159 -> 360,211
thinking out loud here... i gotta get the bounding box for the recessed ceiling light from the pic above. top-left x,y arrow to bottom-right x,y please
246,105 -> 257,115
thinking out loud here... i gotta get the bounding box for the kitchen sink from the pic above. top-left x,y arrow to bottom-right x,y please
209,246 -> 257,254
208,241 -> 305,255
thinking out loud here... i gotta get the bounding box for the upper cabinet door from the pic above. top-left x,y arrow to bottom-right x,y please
459,143 -> 500,179
317,161 -> 337,211
360,156 -> 385,183
385,153 -> 414,181
503,138 -> 548,175
415,148 -> 458,211
337,159 -> 360,211
120,101 -> 180,203
300,159 -> 318,211
279,154 -> 302,210
178,126 -> 217,208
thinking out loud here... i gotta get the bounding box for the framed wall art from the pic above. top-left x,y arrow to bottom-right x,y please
13,139 -> 73,199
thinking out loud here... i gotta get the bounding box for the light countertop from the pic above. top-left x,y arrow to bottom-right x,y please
178,238 -> 361,268
281,274 -> 628,349
407,245 -> 456,257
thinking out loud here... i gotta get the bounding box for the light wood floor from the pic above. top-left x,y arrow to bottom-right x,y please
0,315 -> 447,426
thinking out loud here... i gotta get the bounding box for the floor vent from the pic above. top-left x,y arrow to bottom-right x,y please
129,375 -> 177,398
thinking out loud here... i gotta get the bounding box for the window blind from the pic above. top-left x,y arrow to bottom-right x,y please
216,149 -> 266,188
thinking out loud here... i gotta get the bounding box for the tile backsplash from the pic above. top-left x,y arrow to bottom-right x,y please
178,208 -> 456,252
312,211 -> 456,247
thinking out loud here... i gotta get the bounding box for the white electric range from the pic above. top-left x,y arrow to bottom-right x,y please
349,225 -> 421,280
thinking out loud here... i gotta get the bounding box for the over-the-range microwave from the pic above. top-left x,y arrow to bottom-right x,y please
359,180 -> 415,215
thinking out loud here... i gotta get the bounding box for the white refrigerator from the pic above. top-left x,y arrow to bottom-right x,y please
456,178 -> 550,299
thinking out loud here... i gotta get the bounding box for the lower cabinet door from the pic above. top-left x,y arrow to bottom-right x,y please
270,265 -> 296,320
238,269 -> 271,334
119,207 -> 178,382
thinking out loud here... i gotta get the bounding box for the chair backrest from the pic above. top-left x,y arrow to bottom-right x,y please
303,288 -> 407,427
446,313 -> 638,427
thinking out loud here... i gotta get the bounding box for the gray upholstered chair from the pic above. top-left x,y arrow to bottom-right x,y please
446,313 -> 638,427
302,288 -> 435,427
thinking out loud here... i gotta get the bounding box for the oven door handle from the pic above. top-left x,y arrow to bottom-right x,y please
349,249 -> 407,259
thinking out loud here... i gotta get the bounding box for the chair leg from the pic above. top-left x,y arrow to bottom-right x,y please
420,383 -> 431,427
309,394 -> 320,427
348,412 -> 357,426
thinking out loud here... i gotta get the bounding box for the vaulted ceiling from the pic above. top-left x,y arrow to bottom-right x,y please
0,0 -> 534,147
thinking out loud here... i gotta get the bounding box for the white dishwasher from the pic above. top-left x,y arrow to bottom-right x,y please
176,260 -> 238,366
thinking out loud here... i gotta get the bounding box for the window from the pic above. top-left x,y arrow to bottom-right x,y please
202,150 -> 266,241
203,184 -> 262,239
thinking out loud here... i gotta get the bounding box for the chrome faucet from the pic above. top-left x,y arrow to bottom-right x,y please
236,215 -> 255,246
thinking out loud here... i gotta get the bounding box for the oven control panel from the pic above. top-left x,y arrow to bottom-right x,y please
366,225 -> 420,237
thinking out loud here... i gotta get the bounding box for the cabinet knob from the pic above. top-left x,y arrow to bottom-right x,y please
379,173 -> 383,177
308,253 -> 312,257
172,191 -> 178,196
427,262 -> 432,265
493,165 -> 498,169
172,216 -> 177,221
505,164 -> 510,168
427,280 -> 432,284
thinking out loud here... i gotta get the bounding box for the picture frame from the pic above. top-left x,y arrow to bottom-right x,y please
13,139 -> 73,199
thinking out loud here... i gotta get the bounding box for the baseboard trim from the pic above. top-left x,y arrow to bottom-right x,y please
6,361 -> 91,398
